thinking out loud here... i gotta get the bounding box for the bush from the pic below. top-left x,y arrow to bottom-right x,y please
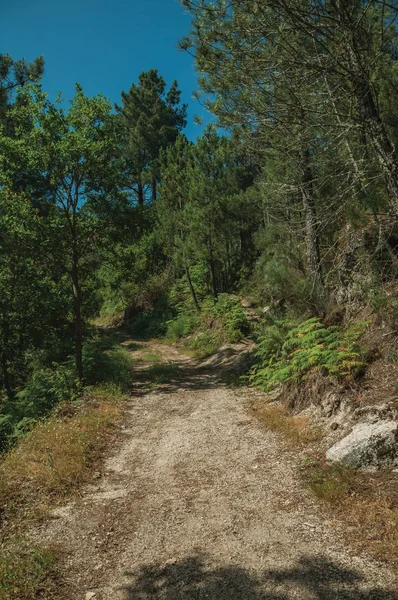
165,313 -> 200,342
82,338 -> 132,392
129,308 -> 172,339
212,294 -> 250,342
250,317 -> 366,391
0,365 -> 78,453
0,335 -> 132,453
184,329 -> 224,358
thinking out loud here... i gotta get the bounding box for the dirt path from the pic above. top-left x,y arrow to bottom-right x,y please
38,340 -> 397,599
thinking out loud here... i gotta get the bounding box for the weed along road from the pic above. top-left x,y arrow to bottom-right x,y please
37,340 -> 397,599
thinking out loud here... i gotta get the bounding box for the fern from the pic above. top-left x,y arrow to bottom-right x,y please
250,318 -> 367,391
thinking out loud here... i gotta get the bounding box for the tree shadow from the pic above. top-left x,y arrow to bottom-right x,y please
120,554 -> 397,599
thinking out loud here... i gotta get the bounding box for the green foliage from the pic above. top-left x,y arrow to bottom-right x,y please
212,294 -> 249,342
163,293 -> 250,357
250,318 -> 367,391
0,542 -> 57,600
184,329 -> 224,358
165,313 -> 200,342
0,335 -> 131,453
116,69 -> 187,205
0,365 -> 78,453
301,460 -> 356,504
146,362 -> 181,384
129,307 -> 172,339
81,338 -> 132,392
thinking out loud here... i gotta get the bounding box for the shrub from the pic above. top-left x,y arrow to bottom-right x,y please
184,329 -> 224,358
212,294 -> 250,342
82,339 -> 132,392
0,365 -> 78,453
129,309 -> 171,339
250,317 -> 366,391
0,335 -> 132,453
0,542 -> 57,600
165,313 -> 200,342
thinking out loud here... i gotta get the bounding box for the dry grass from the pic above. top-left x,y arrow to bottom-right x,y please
340,473 -> 398,565
302,460 -> 398,566
0,540 -> 58,600
301,460 -> 356,504
254,399 -> 398,567
252,403 -> 324,447
0,396 -> 122,599
0,399 -> 121,512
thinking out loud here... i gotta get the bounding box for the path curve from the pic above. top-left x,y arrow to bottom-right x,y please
38,340 -> 397,599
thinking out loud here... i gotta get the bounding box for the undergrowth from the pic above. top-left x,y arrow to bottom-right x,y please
250,317 -> 367,391
301,459 -> 398,565
0,334 -> 132,453
0,542 -> 58,600
0,331 -> 131,599
0,398 -> 122,513
165,294 -> 250,358
252,403 -> 323,446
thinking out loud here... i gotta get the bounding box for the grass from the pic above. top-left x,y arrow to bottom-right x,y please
301,459 -> 398,565
183,330 -> 224,359
0,398 -> 121,510
0,541 -> 58,600
301,459 -> 356,504
0,393 -> 123,599
138,350 -> 163,364
252,403 -> 323,446
146,362 -> 181,384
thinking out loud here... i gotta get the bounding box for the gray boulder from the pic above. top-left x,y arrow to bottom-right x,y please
326,420 -> 398,468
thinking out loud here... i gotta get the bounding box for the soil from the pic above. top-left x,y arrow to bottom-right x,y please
35,338 -> 398,599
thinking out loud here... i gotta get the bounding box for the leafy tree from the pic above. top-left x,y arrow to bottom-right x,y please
0,191 -> 69,400
0,84 -> 120,382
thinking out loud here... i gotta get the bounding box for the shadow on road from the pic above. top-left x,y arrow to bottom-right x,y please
120,554 -> 397,599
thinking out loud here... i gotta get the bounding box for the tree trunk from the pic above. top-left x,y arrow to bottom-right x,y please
1,353 -> 14,402
332,0 -> 398,213
209,255 -> 218,299
357,80 -> 398,213
185,265 -> 200,311
301,148 -> 324,291
151,178 -> 157,203
137,181 -> 144,206
71,241 -> 84,384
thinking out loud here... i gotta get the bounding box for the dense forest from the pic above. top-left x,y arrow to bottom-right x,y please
2,0 -> 398,451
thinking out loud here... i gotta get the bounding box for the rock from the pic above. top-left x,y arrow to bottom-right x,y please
353,403 -> 398,424
85,593 -> 96,600
320,392 -> 341,418
330,422 -> 339,431
326,420 -> 398,468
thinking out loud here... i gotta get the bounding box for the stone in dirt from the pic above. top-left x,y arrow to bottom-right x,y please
85,593 -> 96,600
326,420 -> 398,468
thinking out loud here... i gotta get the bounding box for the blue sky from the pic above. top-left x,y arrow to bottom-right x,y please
0,0 -> 211,140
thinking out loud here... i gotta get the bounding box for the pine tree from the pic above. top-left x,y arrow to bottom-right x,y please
116,69 -> 187,205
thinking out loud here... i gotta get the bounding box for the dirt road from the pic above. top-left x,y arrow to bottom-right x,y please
38,340 -> 397,599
